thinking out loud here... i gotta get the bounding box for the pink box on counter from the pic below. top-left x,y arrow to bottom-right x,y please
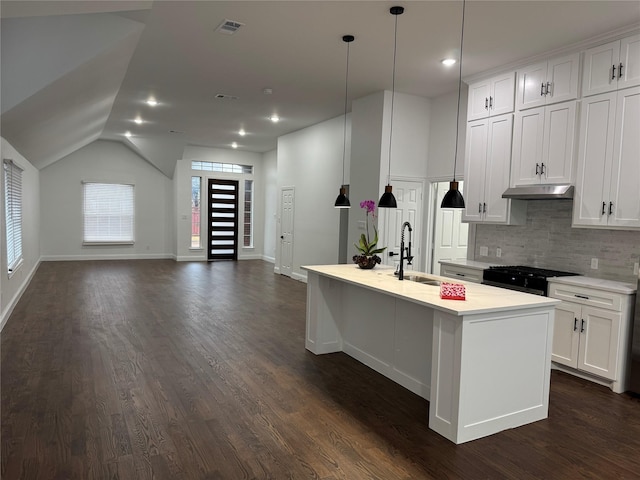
440,282 -> 466,300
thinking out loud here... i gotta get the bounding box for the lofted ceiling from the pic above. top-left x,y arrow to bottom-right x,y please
1,1 -> 639,178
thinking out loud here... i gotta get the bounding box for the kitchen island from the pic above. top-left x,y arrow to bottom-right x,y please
303,264 -> 560,444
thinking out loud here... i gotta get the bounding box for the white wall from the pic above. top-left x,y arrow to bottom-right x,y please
426,86 -> 468,181
175,146 -> 264,261
262,149 -> 278,263
39,140 -> 173,260
1,137 -> 41,329
348,90 -> 432,265
276,114 -> 349,280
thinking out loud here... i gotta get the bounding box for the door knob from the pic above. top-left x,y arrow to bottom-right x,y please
280,235 -> 284,239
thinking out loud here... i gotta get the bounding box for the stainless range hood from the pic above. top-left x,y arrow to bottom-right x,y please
502,184 -> 574,200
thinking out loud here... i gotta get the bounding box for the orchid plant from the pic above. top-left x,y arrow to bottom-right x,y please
354,200 -> 386,257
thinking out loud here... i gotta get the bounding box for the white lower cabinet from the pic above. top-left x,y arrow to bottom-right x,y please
439,264 -> 484,283
549,280 -> 635,393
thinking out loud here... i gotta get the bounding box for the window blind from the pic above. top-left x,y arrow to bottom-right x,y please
83,182 -> 134,243
4,160 -> 23,273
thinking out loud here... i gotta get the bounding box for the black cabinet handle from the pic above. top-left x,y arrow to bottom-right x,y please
619,62 -> 624,78
489,96 -> 493,108
479,202 -> 482,213
280,235 -> 284,239
574,318 -> 578,331
612,64 -> 616,80
609,202 -> 613,216
483,203 -> 487,213
602,201 -> 606,215
541,83 -> 545,96
536,163 -> 540,175
575,294 -> 590,300
540,163 -> 546,175
546,82 -> 552,96
580,319 -> 585,333
485,97 -> 489,110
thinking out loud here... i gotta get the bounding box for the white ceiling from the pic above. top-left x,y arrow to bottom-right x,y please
2,1 -> 639,177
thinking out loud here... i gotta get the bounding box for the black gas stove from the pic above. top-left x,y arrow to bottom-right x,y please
482,265 -> 579,296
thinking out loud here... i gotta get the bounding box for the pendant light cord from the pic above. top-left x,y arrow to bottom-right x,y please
452,0 -> 466,182
342,39 -> 351,185
387,11 -> 399,184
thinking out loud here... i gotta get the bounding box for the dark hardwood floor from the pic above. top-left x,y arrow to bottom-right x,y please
2,259 -> 639,479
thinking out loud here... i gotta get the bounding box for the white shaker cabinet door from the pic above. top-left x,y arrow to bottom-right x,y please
483,114 -> 513,223
516,62 -> 547,110
546,53 -> 580,105
491,72 -> 516,117
542,101 -> 577,185
609,86 -> 640,228
512,107 -> 545,185
578,306 -> 621,381
551,301 -> 581,369
573,92 -> 616,227
462,119 -> 488,222
618,34 -> 640,91
582,40 -> 620,96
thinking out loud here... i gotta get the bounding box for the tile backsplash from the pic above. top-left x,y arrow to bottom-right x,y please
473,200 -> 640,284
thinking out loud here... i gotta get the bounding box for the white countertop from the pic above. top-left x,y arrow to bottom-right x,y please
548,275 -> 637,295
438,259 -> 499,270
302,264 -> 559,316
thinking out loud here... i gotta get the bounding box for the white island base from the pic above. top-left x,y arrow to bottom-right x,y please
304,265 -> 559,444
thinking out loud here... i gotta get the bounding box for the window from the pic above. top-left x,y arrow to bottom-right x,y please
4,159 -> 23,274
244,180 -> 253,247
191,161 -> 252,174
83,182 -> 134,244
191,176 -> 201,248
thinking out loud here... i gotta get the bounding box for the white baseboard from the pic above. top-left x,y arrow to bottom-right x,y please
1,258 -> 41,331
292,271 -> 308,283
262,255 -> 276,264
40,253 -> 175,261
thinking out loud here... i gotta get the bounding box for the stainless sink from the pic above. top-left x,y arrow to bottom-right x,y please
404,274 -> 442,286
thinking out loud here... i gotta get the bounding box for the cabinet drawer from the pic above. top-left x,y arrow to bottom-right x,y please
440,265 -> 483,283
548,282 -> 622,312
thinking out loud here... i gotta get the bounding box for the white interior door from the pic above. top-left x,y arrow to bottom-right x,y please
432,182 -> 468,275
382,180 -> 423,271
280,187 -> 294,278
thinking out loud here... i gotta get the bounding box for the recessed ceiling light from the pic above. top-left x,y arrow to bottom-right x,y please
441,58 -> 457,66
238,129 -> 246,136
147,97 -> 158,106
231,142 -> 238,149
125,131 -> 132,138
134,117 -> 143,124
270,114 -> 280,123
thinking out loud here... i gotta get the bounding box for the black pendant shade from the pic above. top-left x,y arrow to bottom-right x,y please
334,35 -> 355,208
441,181 -> 465,208
440,0 -> 467,210
378,185 -> 397,208
334,186 -> 351,208
378,6 -> 403,209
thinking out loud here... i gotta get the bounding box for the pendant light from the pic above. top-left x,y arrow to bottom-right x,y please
334,35 -> 355,208
441,0 -> 467,209
378,5 -> 404,209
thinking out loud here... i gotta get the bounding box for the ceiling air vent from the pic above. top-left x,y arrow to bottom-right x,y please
215,93 -> 239,100
215,19 -> 244,35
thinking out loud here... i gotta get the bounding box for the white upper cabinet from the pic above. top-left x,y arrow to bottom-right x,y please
516,53 -> 580,110
462,114 -> 525,224
467,72 -> 516,121
511,101 -> 577,186
582,34 -> 640,96
573,86 -> 640,229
